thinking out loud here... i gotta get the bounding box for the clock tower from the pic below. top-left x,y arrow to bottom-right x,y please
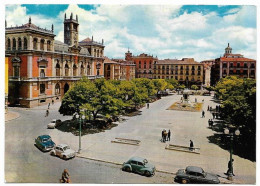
64,13 -> 79,46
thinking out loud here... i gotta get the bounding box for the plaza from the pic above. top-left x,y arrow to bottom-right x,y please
6,93 -> 254,183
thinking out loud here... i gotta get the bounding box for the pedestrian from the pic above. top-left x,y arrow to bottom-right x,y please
202,99 -> 204,102
208,119 -> 211,127
60,169 -> 70,183
195,98 -> 197,103
210,106 -> 212,111
48,102 -> 50,109
45,109 -> 49,117
202,110 -> 205,118
147,103 -> 149,109
189,140 -> 194,151
212,112 -> 215,119
52,99 -> 54,105
168,129 -> 171,141
161,130 -> 164,142
226,159 -> 235,176
207,105 -> 209,111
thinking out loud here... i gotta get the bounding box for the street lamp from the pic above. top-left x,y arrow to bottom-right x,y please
76,113 -> 85,153
224,127 -> 240,181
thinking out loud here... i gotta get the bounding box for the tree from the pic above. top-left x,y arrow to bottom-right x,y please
166,78 -> 178,90
152,79 -> 167,96
191,85 -> 199,91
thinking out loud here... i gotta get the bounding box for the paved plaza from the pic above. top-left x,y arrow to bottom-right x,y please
44,94 -> 255,184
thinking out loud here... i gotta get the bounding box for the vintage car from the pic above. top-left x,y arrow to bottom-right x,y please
174,166 -> 220,184
35,135 -> 55,152
47,119 -> 62,129
50,144 -> 76,160
122,157 -> 155,177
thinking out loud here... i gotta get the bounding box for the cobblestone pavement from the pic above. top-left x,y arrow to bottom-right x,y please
45,94 -> 255,184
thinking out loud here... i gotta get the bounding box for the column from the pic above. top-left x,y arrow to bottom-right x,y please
27,55 -> 33,78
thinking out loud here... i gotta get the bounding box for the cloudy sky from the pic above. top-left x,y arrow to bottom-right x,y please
5,4 -> 256,62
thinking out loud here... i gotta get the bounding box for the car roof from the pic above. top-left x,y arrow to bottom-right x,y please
128,157 -> 146,162
56,144 -> 68,148
186,166 -> 204,173
38,135 -> 51,139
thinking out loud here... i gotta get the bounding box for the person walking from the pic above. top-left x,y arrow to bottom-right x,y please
48,103 -> 50,109
168,130 -> 171,141
212,112 -> 215,119
189,140 -> 194,151
207,105 -> 209,111
161,130 -> 164,142
52,99 -> 54,105
226,159 -> 235,176
60,169 -> 70,183
202,110 -> 205,118
147,103 -> 149,109
45,109 -> 49,117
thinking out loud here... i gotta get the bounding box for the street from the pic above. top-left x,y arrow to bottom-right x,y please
5,94 -> 256,183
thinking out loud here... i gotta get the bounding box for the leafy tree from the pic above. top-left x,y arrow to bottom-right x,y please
166,78 -> 178,90
191,85 -> 199,91
152,79 -> 167,96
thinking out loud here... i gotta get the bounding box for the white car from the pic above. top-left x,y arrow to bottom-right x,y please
47,119 -> 62,129
50,144 -> 76,160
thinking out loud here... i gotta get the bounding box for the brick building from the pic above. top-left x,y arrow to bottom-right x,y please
5,14 -> 105,107
104,57 -> 120,80
125,50 -> 157,79
154,58 -> 204,88
211,43 -> 256,86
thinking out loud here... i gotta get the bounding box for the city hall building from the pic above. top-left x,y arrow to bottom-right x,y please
5,13 -> 105,108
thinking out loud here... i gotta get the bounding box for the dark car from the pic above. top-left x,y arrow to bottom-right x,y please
122,157 -> 155,177
174,166 -> 220,184
35,135 -> 55,152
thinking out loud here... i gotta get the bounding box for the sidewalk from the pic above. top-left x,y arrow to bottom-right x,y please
48,94 -> 255,184
5,110 -> 20,122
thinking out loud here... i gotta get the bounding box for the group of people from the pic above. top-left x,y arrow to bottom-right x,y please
161,129 -> 171,142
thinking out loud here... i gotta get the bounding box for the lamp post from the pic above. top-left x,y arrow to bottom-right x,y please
76,113 -> 85,153
224,127 -> 240,181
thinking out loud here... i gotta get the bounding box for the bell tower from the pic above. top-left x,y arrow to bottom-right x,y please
64,13 -> 79,46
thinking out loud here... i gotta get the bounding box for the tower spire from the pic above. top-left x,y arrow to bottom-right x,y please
76,15 -> 78,22
52,24 -> 54,32
70,13 -> 73,19
5,20 -> 7,28
29,16 -> 31,24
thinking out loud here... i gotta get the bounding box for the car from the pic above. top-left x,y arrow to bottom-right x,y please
47,119 -> 62,129
122,157 -> 155,177
174,166 -> 220,184
50,144 -> 76,160
35,135 -> 55,152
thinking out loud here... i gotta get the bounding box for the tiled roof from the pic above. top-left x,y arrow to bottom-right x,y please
220,57 -> 255,62
104,57 -> 119,64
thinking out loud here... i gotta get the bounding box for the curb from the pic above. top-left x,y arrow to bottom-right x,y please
76,154 -> 176,175
76,155 -> 240,184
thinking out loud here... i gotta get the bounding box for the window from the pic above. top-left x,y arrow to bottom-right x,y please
251,63 -> 255,68
73,64 -> 77,76
191,71 -> 195,75
47,40 -> 51,51
56,63 -> 60,76
251,70 -> 255,75
186,71 -> 189,75
244,63 -> 248,68
198,66 -> 201,70
175,76 -> 178,80
40,84 -> 45,94
7,38 -> 11,50
97,69 -> 100,76
87,64 -> 91,75
18,38 -> 22,50
144,61 -> 146,68
149,61 -> 152,68
33,38 -> 38,50
12,38 -> 16,50
180,66 -> 183,70
137,162 -> 144,166
192,66 -> 195,70
131,161 -> 137,165
24,38 -> 27,50
223,63 -> 227,68
40,39 -> 45,50
230,63 -> 233,68
237,63 -> 240,68
13,65 -> 20,77
139,61 -> 141,68
55,84 -> 60,95
65,63 -> 69,76
40,69 -> 45,77
198,71 -> 201,75
81,64 -> 84,75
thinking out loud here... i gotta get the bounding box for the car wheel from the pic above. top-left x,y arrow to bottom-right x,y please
63,155 -> 67,160
182,179 -> 188,184
125,167 -> 131,172
144,171 -> 151,177
50,151 -> 55,156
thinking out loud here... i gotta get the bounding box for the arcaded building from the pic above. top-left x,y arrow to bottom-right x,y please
211,43 -> 256,86
5,14 -> 105,108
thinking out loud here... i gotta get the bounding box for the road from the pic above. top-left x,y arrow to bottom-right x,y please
5,103 -> 174,183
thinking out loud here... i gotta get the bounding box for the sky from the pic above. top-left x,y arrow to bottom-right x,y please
5,4 -> 257,62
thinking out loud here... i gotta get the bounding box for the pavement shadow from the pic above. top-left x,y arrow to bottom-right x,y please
56,119 -> 118,136
207,121 -> 256,162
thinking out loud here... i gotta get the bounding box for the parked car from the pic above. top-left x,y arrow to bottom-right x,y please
174,166 -> 220,184
35,135 -> 55,152
47,119 -> 62,129
122,157 -> 155,177
50,144 -> 76,160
